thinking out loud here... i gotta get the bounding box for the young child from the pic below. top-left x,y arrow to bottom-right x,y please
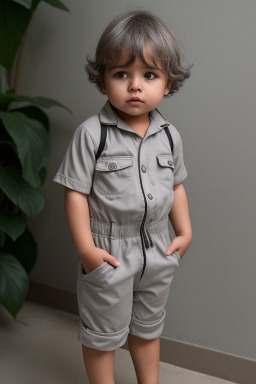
54,10 -> 192,384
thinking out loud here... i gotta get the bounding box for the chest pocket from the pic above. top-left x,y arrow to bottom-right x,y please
157,155 -> 174,191
94,156 -> 133,197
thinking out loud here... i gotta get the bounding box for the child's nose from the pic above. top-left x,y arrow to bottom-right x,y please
129,78 -> 142,92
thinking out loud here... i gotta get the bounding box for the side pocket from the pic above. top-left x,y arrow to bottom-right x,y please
81,261 -> 110,282
167,251 -> 181,264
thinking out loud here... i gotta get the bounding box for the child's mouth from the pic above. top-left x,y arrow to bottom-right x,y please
127,98 -> 144,105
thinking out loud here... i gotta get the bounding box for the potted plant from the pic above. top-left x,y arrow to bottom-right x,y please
0,0 -> 70,318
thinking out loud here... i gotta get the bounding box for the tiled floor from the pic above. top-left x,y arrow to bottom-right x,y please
0,301 -> 237,384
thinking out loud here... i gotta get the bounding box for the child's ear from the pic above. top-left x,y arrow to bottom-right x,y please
164,79 -> 173,96
99,77 -> 106,94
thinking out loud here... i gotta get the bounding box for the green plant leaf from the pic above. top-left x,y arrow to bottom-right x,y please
43,0 -> 69,12
0,93 -> 71,113
0,212 -> 25,241
0,111 -> 50,187
11,105 -> 50,132
0,252 -> 29,318
3,229 -> 37,274
6,106 -> 50,185
12,0 -> 33,9
0,231 -> 6,247
0,166 -> 44,217
38,166 -> 47,186
0,0 -> 30,69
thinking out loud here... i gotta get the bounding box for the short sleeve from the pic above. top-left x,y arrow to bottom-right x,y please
53,125 -> 96,194
170,127 -> 188,185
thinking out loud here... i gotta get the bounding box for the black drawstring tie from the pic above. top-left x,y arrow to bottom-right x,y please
143,229 -> 154,248
146,230 -> 154,247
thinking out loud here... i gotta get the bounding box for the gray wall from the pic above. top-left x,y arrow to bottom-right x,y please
20,0 -> 256,361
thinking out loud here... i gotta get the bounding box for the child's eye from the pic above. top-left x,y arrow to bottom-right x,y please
115,71 -> 127,79
144,72 -> 156,80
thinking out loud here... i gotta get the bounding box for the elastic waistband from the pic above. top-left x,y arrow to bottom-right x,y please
90,217 -> 169,238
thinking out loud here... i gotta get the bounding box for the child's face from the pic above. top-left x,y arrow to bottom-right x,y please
101,46 -> 171,124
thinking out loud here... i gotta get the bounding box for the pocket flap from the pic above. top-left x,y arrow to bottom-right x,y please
96,156 -> 133,172
157,155 -> 174,169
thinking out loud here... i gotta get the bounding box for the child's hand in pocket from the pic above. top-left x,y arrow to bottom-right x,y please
81,246 -> 120,274
166,235 -> 191,259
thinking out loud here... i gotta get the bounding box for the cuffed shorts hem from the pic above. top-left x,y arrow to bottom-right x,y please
78,320 -> 129,351
129,310 -> 166,340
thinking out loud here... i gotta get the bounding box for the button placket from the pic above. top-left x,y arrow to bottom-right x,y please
139,146 -> 155,208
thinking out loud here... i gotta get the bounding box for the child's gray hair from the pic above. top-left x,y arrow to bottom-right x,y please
86,10 -> 192,95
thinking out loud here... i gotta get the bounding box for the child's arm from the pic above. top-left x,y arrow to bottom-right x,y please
166,183 -> 192,258
64,187 -> 120,273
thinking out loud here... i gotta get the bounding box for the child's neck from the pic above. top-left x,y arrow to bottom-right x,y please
115,110 -> 150,138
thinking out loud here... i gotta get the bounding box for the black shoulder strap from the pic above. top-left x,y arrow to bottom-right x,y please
163,126 -> 174,154
95,124 -> 107,160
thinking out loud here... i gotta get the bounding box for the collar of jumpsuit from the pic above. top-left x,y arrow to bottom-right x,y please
99,100 -> 169,138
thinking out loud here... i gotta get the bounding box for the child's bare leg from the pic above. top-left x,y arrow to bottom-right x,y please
128,334 -> 160,384
82,345 -> 115,384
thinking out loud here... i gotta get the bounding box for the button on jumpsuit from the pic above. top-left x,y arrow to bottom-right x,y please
53,101 -> 188,351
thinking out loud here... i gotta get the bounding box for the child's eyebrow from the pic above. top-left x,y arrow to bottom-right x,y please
109,63 -> 163,73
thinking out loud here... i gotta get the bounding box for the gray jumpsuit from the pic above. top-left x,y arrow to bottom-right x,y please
53,101 -> 188,351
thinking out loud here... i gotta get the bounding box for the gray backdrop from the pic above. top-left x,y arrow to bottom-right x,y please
19,0 -> 256,361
